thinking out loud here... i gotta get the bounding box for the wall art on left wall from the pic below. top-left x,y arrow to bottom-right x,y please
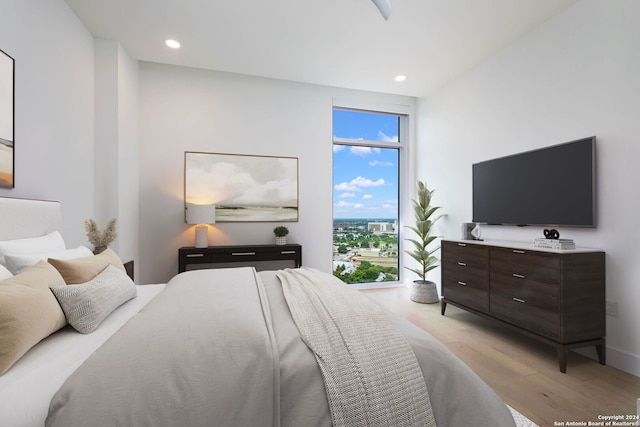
0,49 -> 14,189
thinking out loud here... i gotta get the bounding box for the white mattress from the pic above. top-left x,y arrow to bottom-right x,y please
0,283 -> 166,427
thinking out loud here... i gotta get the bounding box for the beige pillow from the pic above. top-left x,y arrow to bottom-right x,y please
0,261 -> 67,375
48,248 -> 126,285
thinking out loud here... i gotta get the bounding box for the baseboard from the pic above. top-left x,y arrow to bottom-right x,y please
606,345 -> 640,377
574,344 -> 640,377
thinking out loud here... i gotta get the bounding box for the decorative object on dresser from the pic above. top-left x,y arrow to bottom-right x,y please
178,243 -> 302,273
404,181 -> 444,304
440,239 -> 605,373
273,225 -> 289,245
84,218 -> 117,254
0,49 -> 15,189
185,203 -> 216,248
461,222 -> 482,240
184,151 -> 299,222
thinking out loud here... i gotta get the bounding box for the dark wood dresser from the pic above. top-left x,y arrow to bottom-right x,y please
441,239 -> 605,373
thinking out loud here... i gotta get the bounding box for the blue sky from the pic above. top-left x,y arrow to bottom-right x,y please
333,110 -> 399,220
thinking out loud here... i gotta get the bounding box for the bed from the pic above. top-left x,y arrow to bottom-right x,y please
0,196 -> 537,427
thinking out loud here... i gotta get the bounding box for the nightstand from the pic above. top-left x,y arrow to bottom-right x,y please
178,244 -> 302,273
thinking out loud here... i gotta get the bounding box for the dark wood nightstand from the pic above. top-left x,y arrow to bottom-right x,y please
178,244 -> 302,273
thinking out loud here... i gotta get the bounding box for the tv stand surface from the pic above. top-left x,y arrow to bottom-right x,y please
440,239 -> 606,373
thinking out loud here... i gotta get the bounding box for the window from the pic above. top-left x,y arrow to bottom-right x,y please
332,108 -> 407,287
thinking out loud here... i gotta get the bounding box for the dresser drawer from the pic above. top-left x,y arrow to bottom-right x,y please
490,247 -> 560,283
442,262 -> 489,312
490,272 -> 558,310
490,293 -> 559,339
442,241 -> 488,269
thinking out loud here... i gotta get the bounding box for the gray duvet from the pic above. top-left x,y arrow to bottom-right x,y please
46,267 -> 515,427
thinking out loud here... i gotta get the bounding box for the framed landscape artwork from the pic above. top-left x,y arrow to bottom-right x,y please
0,49 -> 14,189
185,151 -> 299,222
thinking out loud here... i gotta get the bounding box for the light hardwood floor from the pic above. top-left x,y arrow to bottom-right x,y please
363,287 -> 640,427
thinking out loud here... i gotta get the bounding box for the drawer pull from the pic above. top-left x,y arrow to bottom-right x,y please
281,251 -> 296,255
232,252 -> 256,256
512,249 -> 526,254
457,243 -> 467,247
512,273 -> 526,279
457,281 -> 467,286
186,253 -> 204,258
513,297 -> 526,304
457,262 -> 467,266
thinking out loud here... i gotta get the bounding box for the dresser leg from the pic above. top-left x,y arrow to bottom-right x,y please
441,300 -> 447,315
557,346 -> 568,373
596,340 -> 606,365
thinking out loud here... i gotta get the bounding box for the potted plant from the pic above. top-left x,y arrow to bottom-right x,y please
404,181 -> 444,303
273,226 -> 289,245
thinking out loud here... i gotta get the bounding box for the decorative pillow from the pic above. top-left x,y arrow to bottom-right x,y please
0,264 -> 11,280
4,246 -> 93,275
48,248 -> 126,285
0,261 -> 67,375
50,265 -> 137,334
0,230 -> 66,266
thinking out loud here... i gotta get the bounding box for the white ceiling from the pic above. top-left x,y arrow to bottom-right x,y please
64,0 -> 578,98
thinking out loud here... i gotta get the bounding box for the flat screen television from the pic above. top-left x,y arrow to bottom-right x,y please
472,137 -> 596,227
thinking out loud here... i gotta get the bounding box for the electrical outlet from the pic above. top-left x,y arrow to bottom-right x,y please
606,300 -> 618,317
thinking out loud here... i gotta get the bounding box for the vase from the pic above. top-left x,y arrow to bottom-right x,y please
93,245 -> 107,255
409,280 -> 439,304
275,236 -> 287,245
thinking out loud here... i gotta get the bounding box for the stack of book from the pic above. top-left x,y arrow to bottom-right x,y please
534,238 -> 575,250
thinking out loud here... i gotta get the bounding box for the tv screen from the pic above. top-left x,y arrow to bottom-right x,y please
472,137 -> 596,227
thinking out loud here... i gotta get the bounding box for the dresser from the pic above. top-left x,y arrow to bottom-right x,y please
179,244 -> 302,273
441,239 -> 605,373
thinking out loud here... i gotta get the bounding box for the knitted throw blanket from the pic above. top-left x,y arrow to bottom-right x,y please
276,268 -> 436,427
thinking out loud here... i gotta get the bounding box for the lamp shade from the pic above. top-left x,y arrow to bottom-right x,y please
185,203 -> 216,224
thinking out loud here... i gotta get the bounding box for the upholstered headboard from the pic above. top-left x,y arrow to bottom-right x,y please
0,197 -> 62,241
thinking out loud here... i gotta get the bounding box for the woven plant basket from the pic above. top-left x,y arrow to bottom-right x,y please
409,280 -> 440,304
275,236 -> 287,245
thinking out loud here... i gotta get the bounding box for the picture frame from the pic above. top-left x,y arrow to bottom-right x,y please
185,151 -> 299,222
0,49 -> 14,189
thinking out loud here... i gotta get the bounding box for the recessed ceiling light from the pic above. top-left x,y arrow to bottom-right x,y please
165,39 -> 181,49
394,75 -> 407,82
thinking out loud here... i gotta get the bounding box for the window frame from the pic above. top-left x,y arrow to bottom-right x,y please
332,106 -> 410,289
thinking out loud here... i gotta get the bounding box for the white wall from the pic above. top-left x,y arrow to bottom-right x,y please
417,0 -> 640,375
95,40 -> 140,273
0,0 -> 96,247
138,63 -> 414,284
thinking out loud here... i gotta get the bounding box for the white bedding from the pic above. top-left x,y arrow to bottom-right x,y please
0,283 -> 166,427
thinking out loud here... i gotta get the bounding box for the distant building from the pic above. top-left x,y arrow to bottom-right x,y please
368,222 -> 395,233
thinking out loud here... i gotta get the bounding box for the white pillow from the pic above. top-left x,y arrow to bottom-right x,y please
49,265 -> 137,334
4,246 -> 93,275
0,264 -> 12,280
0,231 -> 66,266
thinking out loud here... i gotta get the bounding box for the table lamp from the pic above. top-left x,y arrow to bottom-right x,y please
185,203 -> 216,248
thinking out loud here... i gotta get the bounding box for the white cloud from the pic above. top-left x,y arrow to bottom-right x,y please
350,146 -> 381,157
369,160 -> 394,167
333,145 -> 345,153
362,194 -> 373,200
340,192 -> 356,198
337,201 -> 364,209
334,176 -> 385,192
378,131 -> 398,142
